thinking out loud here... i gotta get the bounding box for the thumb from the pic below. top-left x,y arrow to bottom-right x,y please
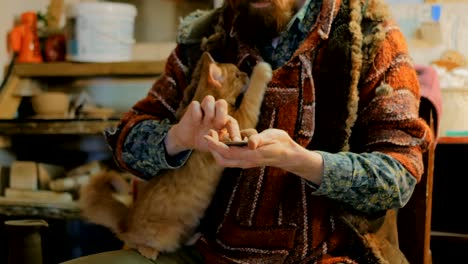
247,133 -> 263,150
248,129 -> 285,149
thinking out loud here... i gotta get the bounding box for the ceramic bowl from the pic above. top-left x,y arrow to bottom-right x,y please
31,92 -> 69,116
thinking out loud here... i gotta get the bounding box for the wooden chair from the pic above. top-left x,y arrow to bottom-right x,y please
397,65 -> 441,264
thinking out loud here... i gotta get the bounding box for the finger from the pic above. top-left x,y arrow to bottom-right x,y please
247,131 -> 276,150
205,132 -> 228,150
205,136 -> 259,168
226,116 -> 241,141
240,128 -> 258,140
207,137 -> 252,161
248,133 -> 261,149
209,149 -> 252,168
214,100 -> 229,130
185,101 -> 202,123
201,95 -> 215,125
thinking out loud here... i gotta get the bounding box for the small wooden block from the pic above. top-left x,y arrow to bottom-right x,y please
0,75 -> 21,119
4,188 -> 72,203
10,161 -> 38,190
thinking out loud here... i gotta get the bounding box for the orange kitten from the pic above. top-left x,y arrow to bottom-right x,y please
79,52 -> 272,260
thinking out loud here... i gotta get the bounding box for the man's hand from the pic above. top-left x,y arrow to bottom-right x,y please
204,128 -> 324,185
165,95 -> 241,156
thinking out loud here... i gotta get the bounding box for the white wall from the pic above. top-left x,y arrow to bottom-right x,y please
134,0 -> 178,42
389,3 -> 468,65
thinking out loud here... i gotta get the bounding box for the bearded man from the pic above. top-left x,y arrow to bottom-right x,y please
64,0 -> 432,263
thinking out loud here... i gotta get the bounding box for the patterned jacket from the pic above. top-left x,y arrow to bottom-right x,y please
106,0 -> 432,263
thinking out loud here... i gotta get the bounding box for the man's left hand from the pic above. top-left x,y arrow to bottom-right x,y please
204,128 -> 324,185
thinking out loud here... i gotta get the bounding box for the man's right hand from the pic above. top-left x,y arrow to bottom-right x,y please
164,95 -> 241,156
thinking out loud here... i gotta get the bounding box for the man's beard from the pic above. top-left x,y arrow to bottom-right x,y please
233,1 -> 297,46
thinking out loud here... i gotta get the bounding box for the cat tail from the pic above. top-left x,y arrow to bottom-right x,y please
79,171 -> 131,234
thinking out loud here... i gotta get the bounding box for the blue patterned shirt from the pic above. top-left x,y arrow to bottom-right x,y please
261,0 -> 321,69
120,1 -> 417,214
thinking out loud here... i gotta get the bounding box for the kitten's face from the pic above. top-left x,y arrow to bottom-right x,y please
212,63 -> 249,111
199,53 -> 249,113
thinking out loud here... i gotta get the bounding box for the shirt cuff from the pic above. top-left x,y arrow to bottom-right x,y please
309,151 -> 354,195
122,119 -> 192,180
162,138 -> 192,169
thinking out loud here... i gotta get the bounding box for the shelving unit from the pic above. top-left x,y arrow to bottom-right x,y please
0,61 -> 165,119
0,198 -> 79,219
0,119 -> 120,135
0,60 -> 165,218
12,61 -> 165,77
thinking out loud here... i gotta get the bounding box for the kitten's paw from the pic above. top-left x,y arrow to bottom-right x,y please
137,246 -> 160,260
253,62 -> 273,83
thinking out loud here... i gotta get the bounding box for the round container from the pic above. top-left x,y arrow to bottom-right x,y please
67,2 -> 137,62
5,219 -> 48,264
31,92 -> 70,117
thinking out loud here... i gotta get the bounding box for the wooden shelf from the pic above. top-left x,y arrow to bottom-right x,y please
12,61 -> 166,77
0,119 -> 119,135
0,197 -> 80,219
437,136 -> 468,144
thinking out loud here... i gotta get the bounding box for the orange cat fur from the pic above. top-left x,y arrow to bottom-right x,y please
79,52 -> 272,260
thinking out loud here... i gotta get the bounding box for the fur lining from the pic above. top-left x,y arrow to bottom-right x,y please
361,0 -> 391,76
362,23 -> 386,75
339,211 -> 408,264
200,9 -> 227,53
363,0 -> 390,21
177,9 -> 219,45
343,0 -> 364,151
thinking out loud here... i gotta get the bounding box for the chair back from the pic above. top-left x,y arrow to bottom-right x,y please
398,65 -> 441,264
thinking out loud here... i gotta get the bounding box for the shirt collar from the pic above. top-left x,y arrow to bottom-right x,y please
286,0 -> 313,32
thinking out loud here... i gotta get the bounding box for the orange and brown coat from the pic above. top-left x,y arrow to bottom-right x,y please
106,0 -> 432,263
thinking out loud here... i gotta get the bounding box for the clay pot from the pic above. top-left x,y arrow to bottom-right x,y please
31,92 -> 69,117
5,219 -> 48,264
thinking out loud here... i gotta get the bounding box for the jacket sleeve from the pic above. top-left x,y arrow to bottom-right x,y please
310,21 -> 433,214
120,119 -> 192,181
105,45 -> 192,178
354,21 -> 433,182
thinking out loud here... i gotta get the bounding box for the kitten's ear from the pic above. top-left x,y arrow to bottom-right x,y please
201,52 -> 215,65
208,63 -> 223,89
